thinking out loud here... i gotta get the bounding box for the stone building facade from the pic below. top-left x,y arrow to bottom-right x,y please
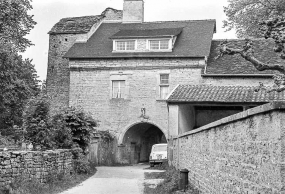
47,0 -> 283,164
47,8 -> 123,112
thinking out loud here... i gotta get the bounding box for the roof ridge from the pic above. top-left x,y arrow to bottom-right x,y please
181,84 -> 256,88
59,15 -> 103,21
57,7 -> 122,21
212,38 -> 269,41
142,19 -> 216,24
101,7 -> 123,16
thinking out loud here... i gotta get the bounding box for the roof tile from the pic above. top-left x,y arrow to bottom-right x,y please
64,20 -> 216,58
48,8 -> 122,34
110,27 -> 183,39
167,85 -> 285,103
206,39 -> 282,75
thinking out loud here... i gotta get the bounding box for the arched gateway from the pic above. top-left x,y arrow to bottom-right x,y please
118,122 -> 167,164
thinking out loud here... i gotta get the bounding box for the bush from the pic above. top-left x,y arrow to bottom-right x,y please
22,96 -> 98,151
52,107 -> 97,152
22,94 -> 54,150
0,176 -> 46,194
0,166 -> 97,194
145,165 -> 180,194
71,146 -> 96,174
73,157 -> 91,174
156,166 -> 180,193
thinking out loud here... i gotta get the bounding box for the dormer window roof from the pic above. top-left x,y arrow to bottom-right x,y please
111,28 -> 183,53
110,27 -> 183,39
64,20 -> 217,59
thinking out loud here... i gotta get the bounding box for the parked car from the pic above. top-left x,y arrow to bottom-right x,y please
149,143 -> 167,167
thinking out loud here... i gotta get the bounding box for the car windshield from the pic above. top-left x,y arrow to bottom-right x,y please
153,145 -> 167,152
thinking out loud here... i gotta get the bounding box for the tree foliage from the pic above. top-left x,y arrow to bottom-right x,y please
217,15 -> 285,92
0,0 -> 36,52
223,0 -> 285,38
0,0 -> 39,134
22,99 -> 98,151
22,94 -> 54,149
0,51 -> 40,133
52,107 -> 98,152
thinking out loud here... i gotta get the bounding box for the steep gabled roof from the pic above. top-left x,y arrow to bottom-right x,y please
167,85 -> 285,103
205,39 -> 282,75
64,20 -> 216,58
48,8 -> 122,35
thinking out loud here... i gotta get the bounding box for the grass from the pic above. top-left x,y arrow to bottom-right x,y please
144,172 -> 165,179
144,164 -> 200,194
0,164 -> 97,194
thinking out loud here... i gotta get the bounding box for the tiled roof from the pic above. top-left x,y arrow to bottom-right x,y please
205,39 -> 282,75
48,8 -> 122,34
167,85 -> 285,103
64,20 -> 216,58
110,28 -> 183,39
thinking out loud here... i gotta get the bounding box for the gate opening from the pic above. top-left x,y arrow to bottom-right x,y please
122,123 -> 166,164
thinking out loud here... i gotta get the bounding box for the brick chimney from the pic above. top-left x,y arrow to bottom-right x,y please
123,0 -> 144,23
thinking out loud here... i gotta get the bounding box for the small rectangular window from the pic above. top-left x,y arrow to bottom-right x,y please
160,74 -> 169,84
149,39 -> 170,50
160,40 -> 169,49
116,41 -> 135,51
159,74 -> 169,99
150,40 -> 160,50
112,80 -> 126,98
160,86 -> 169,99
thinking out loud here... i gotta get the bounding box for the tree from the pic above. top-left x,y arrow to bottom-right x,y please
217,16 -> 285,92
52,107 -> 98,152
0,0 -> 39,134
223,0 -> 285,38
0,0 -> 36,52
22,93 -> 54,149
0,52 -> 40,133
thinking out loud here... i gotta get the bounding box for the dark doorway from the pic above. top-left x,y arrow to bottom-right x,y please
122,123 -> 166,164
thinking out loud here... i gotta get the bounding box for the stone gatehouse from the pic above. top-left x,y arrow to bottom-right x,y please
46,0 -> 284,164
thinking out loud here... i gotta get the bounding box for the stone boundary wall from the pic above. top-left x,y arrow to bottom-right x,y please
169,102 -> 285,193
0,149 -> 72,188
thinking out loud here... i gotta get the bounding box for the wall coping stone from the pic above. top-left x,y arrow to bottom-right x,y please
176,101 -> 285,139
0,149 -> 71,155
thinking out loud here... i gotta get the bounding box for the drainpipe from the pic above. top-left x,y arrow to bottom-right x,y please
178,136 -> 180,169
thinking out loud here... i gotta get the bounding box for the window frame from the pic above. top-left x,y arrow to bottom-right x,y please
113,39 -> 137,52
112,80 -> 126,99
148,39 -> 172,51
159,74 -> 170,99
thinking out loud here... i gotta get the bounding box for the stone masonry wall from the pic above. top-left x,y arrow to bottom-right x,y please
46,33 -> 87,114
46,9 -> 122,114
169,102 -> 285,193
202,76 -> 273,87
0,149 -> 72,188
69,58 -> 205,140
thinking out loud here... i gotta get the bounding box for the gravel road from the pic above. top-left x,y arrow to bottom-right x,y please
60,163 -> 163,194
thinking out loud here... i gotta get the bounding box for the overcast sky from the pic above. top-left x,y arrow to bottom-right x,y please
22,0 -> 236,81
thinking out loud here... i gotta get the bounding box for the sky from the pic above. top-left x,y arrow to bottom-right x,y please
22,0 -> 236,81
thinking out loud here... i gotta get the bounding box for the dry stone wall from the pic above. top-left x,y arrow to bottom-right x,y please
169,102 -> 285,193
0,149 -> 72,188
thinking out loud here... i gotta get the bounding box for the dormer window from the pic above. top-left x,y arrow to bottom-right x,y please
149,39 -> 170,50
115,40 -> 136,51
111,28 -> 183,53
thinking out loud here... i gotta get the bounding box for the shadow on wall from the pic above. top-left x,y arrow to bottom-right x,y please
87,123 -> 167,165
